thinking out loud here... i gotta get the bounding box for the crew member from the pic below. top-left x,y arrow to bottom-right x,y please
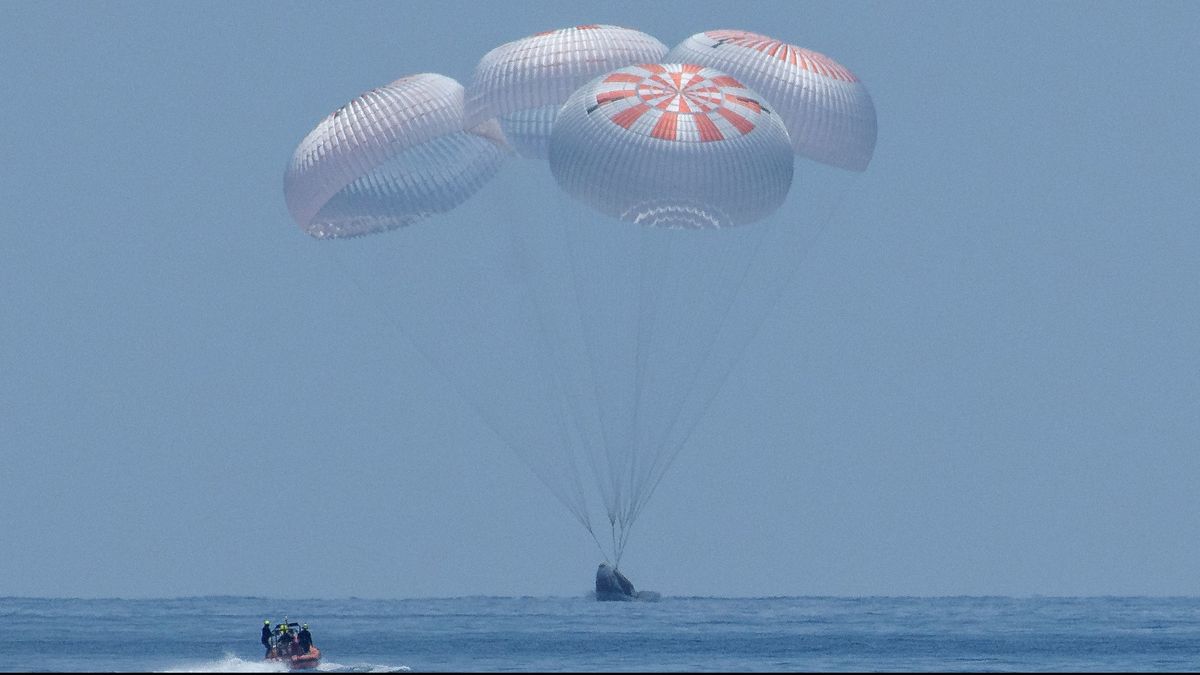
298,623 -> 313,653
262,619 -> 273,656
278,622 -> 294,654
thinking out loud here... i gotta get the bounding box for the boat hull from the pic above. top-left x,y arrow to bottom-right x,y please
266,646 -> 321,670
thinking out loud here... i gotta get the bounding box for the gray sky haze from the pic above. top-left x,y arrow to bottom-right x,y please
2,0 -> 1198,599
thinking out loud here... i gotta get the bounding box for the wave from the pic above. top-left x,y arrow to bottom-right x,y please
160,654 -> 288,673
158,654 -> 411,673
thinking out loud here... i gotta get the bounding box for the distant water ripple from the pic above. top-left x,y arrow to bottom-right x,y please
1,596 -> 1197,672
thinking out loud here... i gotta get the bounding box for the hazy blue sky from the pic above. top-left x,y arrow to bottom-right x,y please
2,0 -> 1198,599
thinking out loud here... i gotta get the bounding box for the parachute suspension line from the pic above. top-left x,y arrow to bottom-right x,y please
561,205 -> 623,534
322,245 -> 538,473
531,208 -> 619,547
615,522 -> 633,568
504,217 -> 595,533
326,234 -> 600,541
624,509 -> 643,562
622,228 -> 649,538
622,220 -> 773,529
611,521 -> 621,567
621,227 -> 674,540
540,183 -> 627,563
616,511 -> 638,567
629,174 -> 862,527
591,528 -> 612,567
486,181 -> 608,540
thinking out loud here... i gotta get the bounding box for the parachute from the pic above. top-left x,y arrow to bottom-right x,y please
284,26 -> 874,569
284,73 -> 507,239
666,29 -> 877,171
549,62 -> 793,228
465,25 -> 668,159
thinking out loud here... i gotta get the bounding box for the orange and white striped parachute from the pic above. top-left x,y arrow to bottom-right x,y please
666,30 -> 877,171
549,63 -> 793,228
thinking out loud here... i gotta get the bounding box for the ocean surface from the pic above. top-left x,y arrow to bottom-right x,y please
1,596 -> 1197,672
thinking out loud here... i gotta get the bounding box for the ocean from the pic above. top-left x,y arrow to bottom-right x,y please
1,596 -> 1196,672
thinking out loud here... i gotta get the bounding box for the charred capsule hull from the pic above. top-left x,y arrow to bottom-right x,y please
595,563 -> 638,601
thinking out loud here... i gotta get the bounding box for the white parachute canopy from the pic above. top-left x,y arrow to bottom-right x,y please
284,73 -> 507,239
666,29 -> 877,171
465,25 -> 668,159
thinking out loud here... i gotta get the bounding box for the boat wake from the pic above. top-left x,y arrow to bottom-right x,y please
161,654 -> 288,673
316,661 -> 412,673
159,654 -> 410,673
